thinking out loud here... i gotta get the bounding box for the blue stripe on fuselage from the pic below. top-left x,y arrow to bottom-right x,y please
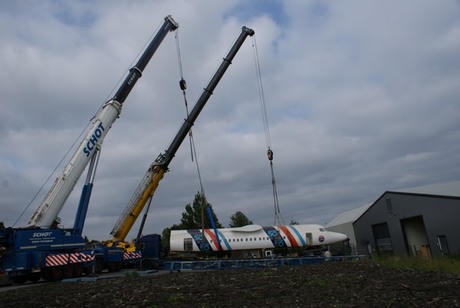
288,225 -> 306,246
187,229 -> 211,251
217,230 -> 231,250
263,226 -> 287,248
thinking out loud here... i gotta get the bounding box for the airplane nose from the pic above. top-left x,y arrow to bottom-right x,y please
337,232 -> 348,241
328,231 -> 348,243
335,232 -> 348,242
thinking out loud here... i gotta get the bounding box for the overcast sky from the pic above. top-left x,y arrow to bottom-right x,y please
1,1 -> 459,241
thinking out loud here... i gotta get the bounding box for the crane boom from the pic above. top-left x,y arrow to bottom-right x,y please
110,26 -> 255,242
28,16 -> 178,229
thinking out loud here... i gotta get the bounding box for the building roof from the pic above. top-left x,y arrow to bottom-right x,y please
326,181 -> 460,228
355,189 -> 460,226
394,181 -> 460,197
326,204 -> 370,228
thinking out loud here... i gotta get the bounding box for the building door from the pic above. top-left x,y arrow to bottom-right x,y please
372,223 -> 393,254
400,216 -> 429,257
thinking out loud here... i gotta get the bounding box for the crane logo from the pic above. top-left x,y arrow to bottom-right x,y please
33,232 -> 53,238
83,122 -> 105,157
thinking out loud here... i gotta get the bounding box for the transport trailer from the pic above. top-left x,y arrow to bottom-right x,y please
163,255 -> 366,272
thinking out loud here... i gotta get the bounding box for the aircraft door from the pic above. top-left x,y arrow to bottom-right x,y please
305,233 -> 312,247
184,238 -> 193,251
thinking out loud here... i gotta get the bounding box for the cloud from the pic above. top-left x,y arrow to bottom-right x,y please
1,1 -> 459,241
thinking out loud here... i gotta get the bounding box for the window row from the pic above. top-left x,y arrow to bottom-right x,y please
209,236 -> 287,244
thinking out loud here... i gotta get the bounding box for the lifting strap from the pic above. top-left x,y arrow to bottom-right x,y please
251,35 -> 285,226
175,30 -> 221,247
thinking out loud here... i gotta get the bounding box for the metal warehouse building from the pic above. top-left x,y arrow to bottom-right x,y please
326,182 -> 460,258
354,191 -> 460,257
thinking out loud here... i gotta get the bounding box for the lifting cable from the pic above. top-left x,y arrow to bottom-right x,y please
175,30 -> 204,193
251,36 -> 285,226
175,31 -> 221,248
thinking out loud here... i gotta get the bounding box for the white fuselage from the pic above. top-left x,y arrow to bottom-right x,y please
170,224 -> 348,252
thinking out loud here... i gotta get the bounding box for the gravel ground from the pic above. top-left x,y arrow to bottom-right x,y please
0,260 -> 459,307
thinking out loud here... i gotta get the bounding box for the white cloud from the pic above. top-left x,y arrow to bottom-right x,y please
1,1 -> 459,241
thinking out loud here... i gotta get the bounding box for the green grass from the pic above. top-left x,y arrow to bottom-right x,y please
369,255 -> 460,274
124,270 -> 140,277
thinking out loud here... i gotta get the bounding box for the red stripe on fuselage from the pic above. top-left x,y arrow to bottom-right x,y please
279,225 -> 299,247
204,229 -> 221,250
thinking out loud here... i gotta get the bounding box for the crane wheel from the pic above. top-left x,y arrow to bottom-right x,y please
73,264 -> 84,277
62,265 -> 73,279
12,276 -> 27,285
96,257 -> 104,274
44,267 -> 62,281
142,259 -> 152,270
28,272 -> 41,282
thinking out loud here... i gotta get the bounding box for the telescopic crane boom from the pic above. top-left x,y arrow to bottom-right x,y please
109,26 -> 255,243
27,16 -> 178,229
0,16 -> 178,284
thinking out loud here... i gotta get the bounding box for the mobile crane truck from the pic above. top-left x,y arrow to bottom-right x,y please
0,16 -> 178,284
104,26 -> 255,269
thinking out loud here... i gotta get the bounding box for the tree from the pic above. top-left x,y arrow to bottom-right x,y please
179,192 -> 222,229
161,192 -> 222,250
229,211 -> 253,227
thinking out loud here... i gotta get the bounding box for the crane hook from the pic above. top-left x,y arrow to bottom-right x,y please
267,149 -> 273,161
179,78 -> 187,91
